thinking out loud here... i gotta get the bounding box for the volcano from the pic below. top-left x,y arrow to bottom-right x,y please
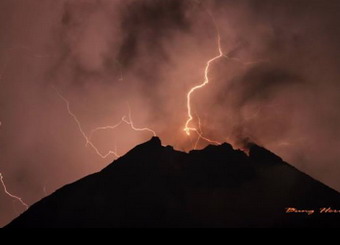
5,137 -> 340,227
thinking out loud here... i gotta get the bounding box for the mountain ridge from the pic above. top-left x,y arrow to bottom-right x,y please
5,137 -> 340,228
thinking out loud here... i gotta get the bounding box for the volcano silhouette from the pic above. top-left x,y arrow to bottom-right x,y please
6,137 -> 340,227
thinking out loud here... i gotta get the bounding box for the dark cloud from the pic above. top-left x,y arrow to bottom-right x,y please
118,0 -> 190,67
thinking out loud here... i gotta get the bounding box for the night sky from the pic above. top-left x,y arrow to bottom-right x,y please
0,0 -> 339,226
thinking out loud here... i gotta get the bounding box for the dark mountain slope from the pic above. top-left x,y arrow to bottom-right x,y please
6,137 -> 340,227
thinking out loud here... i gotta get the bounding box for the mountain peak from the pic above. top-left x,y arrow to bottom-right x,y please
140,136 -> 162,148
149,136 -> 162,145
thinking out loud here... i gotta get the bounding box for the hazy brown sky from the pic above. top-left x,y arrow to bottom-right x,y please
0,0 -> 339,226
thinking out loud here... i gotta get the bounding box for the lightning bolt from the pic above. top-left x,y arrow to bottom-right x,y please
0,173 -> 29,210
121,103 -> 157,137
193,114 -> 221,149
0,122 -> 29,210
88,104 -> 156,155
183,11 -> 225,145
89,104 -> 156,143
88,120 -> 124,145
53,87 -> 120,159
183,36 -> 224,136
183,8 -> 266,147
54,87 -> 156,160
0,46 -> 52,213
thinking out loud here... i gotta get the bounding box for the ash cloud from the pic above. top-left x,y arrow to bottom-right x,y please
0,0 -> 339,226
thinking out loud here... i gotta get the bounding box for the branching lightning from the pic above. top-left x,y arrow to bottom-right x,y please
0,44 -> 54,213
0,173 -> 28,210
88,121 -> 124,144
54,87 -> 156,160
193,114 -> 221,149
122,103 -> 157,137
0,122 -> 29,210
54,87 -> 120,159
89,104 -> 156,144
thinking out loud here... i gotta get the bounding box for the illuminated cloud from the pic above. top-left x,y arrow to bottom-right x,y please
0,0 -> 339,226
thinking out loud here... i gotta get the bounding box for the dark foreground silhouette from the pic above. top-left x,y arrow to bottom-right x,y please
6,137 -> 340,227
